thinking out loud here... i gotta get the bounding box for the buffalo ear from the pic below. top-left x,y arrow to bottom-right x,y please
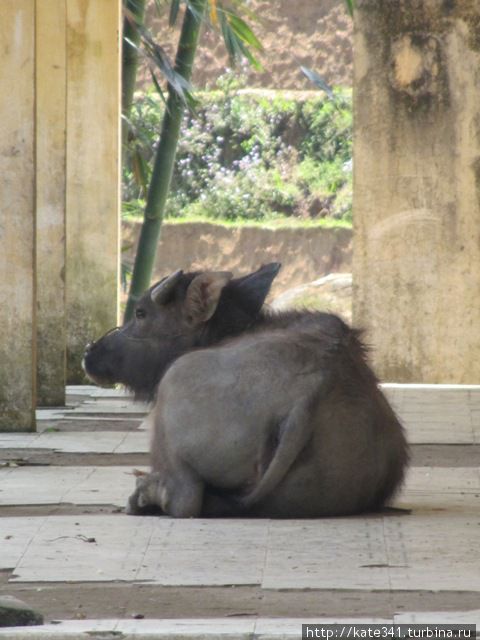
184,271 -> 233,326
151,269 -> 183,306
232,262 -> 281,314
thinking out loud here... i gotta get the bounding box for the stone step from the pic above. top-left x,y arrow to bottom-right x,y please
2,506 -> 479,591
1,614 -> 479,638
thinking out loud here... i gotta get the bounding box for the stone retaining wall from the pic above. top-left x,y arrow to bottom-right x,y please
122,221 -> 352,298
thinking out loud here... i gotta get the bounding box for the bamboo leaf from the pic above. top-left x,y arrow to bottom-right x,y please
121,260 -> 133,292
217,6 -> 262,69
209,0 -> 219,26
124,35 -> 143,56
149,67 -> 168,107
169,0 -> 181,26
124,0 -> 147,18
344,0 -> 354,17
218,9 -> 236,59
235,36 -> 262,71
123,6 -> 139,27
153,0 -> 165,14
227,13 -> 262,51
184,0 -> 204,22
131,147 -> 149,198
228,0 -> 259,23
121,113 -> 135,142
301,66 -> 335,99
128,26 -> 195,107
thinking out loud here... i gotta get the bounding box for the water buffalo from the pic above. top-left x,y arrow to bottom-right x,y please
83,263 -> 408,518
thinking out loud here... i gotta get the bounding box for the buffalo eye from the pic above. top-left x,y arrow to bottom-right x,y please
135,308 -> 146,320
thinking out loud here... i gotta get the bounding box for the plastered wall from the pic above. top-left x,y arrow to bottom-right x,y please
0,0 -> 120,430
353,0 -> 480,383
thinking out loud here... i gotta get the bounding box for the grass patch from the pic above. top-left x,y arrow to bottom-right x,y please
123,211 -> 352,230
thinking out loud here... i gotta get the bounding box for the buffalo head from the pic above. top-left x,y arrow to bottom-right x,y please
83,263 -> 281,399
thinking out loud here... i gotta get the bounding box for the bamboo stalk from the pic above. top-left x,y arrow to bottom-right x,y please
122,0 -> 147,159
124,0 -> 207,321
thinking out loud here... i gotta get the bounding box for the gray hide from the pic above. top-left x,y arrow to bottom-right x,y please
123,271 -> 408,518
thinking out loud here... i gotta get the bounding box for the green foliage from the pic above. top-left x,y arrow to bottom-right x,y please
343,0 -> 355,17
123,76 -> 353,224
123,0 -> 262,109
300,92 -> 352,164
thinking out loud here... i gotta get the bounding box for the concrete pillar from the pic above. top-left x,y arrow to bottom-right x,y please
0,2 -> 36,431
36,0 -> 67,406
65,0 -> 121,383
353,1 -> 480,383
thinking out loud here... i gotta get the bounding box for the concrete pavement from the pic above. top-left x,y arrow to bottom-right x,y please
0,385 -> 479,636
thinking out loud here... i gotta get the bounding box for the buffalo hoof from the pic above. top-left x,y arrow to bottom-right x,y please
126,490 -> 164,516
126,490 -> 142,515
126,472 -> 166,515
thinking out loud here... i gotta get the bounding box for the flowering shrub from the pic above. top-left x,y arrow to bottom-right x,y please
123,76 -> 352,224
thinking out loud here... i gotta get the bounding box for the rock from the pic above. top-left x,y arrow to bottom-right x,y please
271,272 -> 352,322
0,596 -> 44,627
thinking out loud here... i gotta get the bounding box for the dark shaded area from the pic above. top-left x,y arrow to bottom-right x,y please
0,596 -> 43,627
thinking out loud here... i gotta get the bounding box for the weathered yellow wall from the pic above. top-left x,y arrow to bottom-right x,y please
1,0 -> 120,428
66,0 -> 121,383
353,1 -> 480,383
36,0 -> 67,406
0,1 -> 36,431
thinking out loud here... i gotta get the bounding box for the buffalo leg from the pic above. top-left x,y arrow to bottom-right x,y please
126,472 -> 166,515
126,464 -> 204,518
162,460 -> 204,518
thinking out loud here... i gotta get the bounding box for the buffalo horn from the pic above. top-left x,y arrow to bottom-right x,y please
151,269 -> 183,305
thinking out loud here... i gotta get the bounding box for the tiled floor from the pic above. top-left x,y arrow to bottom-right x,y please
0,385 -> 479,636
